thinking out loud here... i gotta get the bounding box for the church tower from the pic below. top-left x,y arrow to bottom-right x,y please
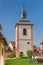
15,5 -> 33,57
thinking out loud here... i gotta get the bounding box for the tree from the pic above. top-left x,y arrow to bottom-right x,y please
26,50 -> 32,61
27,50 -> 32,57
10,52 -> 16,58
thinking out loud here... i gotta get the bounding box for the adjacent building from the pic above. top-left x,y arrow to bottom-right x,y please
5,41 -> 15,58
40,42 -> 43,57
0,24 -> 7,65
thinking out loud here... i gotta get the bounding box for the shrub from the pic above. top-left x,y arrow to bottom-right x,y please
26,50 -> 32,58
10,52 -> 16,58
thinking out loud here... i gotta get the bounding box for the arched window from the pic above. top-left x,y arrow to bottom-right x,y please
23,28 -> 27,35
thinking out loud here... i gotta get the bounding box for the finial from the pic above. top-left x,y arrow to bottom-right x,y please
22,3 -> 25,10
0,24 -> 2,31
21,3 -> 27,19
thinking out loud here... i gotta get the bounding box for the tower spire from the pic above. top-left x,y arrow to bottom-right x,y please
21,3 -> 27,19
22,3 -> 25,10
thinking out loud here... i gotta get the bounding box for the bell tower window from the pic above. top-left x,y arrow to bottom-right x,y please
23,28 -> 27,35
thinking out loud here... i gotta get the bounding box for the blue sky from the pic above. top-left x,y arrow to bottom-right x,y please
0,0 -> 43,46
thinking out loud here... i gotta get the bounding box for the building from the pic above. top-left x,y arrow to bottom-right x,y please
33,45 -> 40,56
0,24 -> 7,65
15,5 -> 33,57
9,41 -> 15,51
5,41 -> 15,58
5,45 -> 13,58
40,42 -> 43,57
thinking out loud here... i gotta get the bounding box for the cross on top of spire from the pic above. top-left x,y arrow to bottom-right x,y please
22,3 -> 25,10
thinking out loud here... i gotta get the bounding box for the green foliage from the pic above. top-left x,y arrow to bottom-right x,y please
5,57 -> 43,65
26,50 -> 32,58
10,52 -> 16,58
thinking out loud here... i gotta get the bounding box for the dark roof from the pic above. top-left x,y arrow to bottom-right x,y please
0,24 -> 2,30
33,45 -> 37,48
40,42 -> 43,45
0,32 -> 4,38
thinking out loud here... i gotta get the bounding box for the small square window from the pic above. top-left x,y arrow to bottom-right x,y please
27,42 -> 30,44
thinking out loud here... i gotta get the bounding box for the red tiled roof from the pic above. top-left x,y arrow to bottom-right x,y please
33,47 -> 40,53
33,49 -> 39,53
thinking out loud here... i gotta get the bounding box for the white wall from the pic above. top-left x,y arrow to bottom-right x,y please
19,26 -> 31,39
16,27 -> 18,48
19,41 -> 32,56
1,56 -> 4,65
40,44 -> 43,50
0,43 -> 4,65
16,25 -> 33,56
9,42 -> 13,51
